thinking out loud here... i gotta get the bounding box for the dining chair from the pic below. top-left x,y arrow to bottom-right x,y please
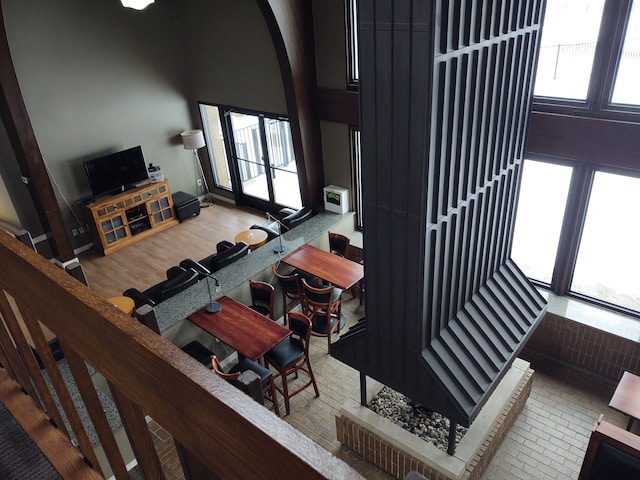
248,280 -> 275,320
211,355 -> 280,417
300,278 -> 344,353
328,231 -> 351,258
263,311 -> 319,416
272,266 -> 302,324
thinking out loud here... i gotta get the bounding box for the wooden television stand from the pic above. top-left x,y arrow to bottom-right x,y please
83,180 -> 178,255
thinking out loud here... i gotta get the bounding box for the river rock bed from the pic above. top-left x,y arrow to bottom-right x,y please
368,386 -> 468,452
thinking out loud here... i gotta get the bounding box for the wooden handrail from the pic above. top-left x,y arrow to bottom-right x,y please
0,230 -> 363,479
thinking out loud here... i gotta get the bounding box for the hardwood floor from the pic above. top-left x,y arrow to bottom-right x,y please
78,201 -> 266,299
77,203 -> 385,479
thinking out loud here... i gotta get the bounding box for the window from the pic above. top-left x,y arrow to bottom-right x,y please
512,159 -> 640,316
351,129 -> 363,229
199,104 -> 302,211
611,1 -> 640,105
511,161 -> 572,284
534,0 -> 606,100
200,105 -> 232,190
347,0 -> 359,85
571,172 -> 640,311
533,0 -> 640,116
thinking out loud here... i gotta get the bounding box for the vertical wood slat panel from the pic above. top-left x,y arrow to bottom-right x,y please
487,43 -> 504,181
506,36 -> 524,166
444,58 -> 457,213
0,293 -> 40,402
20,308 -> 102,472
110,384 -> 165,480
62,344 -> 129,479
0,293 -> 70,438
452,56 -> 466,208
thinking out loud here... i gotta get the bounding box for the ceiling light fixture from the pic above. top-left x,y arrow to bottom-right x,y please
121,0 -> 155,10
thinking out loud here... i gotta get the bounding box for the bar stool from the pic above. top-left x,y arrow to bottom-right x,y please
107,295 -> 135,316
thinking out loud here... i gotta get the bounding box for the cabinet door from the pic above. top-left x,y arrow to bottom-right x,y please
148,195 -> 175,227
100,213 -> 129,245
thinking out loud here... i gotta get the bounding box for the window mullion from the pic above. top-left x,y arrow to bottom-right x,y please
586,0 -> 632,111
550,164 -> 593,294
257,115 -> 276,204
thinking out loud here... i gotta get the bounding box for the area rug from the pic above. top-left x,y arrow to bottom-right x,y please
0,400 -> 62,480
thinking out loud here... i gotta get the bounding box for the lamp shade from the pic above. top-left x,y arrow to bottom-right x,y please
121,0 -> 155,9
181,130 -> 206,150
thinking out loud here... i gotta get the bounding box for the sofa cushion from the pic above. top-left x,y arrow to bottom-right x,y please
198,241 -> 249,273
124,266 -> 200,308
148,267 -> 200,303
280,207 -> 314,230
250,224 -> 280,241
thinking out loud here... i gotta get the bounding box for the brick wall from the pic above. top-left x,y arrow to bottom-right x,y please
523,312 -> 640,382
336,370 -> 533,480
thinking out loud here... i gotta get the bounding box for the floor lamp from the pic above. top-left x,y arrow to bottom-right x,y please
181,129 -> 213,208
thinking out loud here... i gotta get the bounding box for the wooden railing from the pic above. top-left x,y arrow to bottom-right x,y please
0,230 -> 362,479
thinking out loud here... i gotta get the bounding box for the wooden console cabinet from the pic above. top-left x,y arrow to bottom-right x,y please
84,180 -> 178,255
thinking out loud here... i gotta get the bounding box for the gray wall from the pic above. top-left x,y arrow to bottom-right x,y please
2,0 -> 194,247
177,0 -> 286,116
313,0 -> 353,196
0,0 -> 353,252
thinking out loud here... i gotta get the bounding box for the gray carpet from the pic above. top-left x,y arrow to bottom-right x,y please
0,400 -> 62,480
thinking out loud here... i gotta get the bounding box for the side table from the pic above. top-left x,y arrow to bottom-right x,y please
234,229 -> 268,251
609,371 -> 640,431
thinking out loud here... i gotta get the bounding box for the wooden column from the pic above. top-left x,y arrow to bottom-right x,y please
0,2 -> 75,262
257,0 -> 324,209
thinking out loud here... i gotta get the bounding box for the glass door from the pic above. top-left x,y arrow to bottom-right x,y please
200,104 -> 302,211
230,112 -> 270,203
228,111 -> 302,210
263,116 -> 300,209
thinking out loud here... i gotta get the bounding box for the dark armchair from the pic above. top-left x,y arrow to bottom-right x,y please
249,224 -> 280,241
123,266 -> 200,309
251,207 -> 315,242
279,207 -> 314,230
181,241 -> 250,276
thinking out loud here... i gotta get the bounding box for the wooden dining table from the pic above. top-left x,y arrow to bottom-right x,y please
188,296 -> 290,361
281,243 -> 364,290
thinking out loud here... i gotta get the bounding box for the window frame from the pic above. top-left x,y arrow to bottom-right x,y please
198,102 -> 302,212
532,0 -> 640,122
349,128 -> 363,230
345,0 -> 359,89
514,155 -> 640,318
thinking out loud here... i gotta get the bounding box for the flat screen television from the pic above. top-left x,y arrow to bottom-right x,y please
83,146 -> 149,198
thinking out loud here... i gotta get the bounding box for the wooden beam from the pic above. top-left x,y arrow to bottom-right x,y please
315,88 -> 360,127
0,2 -> 75,261
526,112 -> 640,172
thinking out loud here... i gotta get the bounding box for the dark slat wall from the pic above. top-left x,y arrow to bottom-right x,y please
332,0 -> 547,428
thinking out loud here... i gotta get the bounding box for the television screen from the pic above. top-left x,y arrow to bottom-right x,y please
83,146 -> 149,198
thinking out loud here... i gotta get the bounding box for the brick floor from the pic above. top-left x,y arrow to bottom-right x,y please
147,295 -> 632,479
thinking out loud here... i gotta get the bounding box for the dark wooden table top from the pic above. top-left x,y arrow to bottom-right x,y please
282,243 -> 364,290
188,296 -> 290,361
609,371 -> 640,429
